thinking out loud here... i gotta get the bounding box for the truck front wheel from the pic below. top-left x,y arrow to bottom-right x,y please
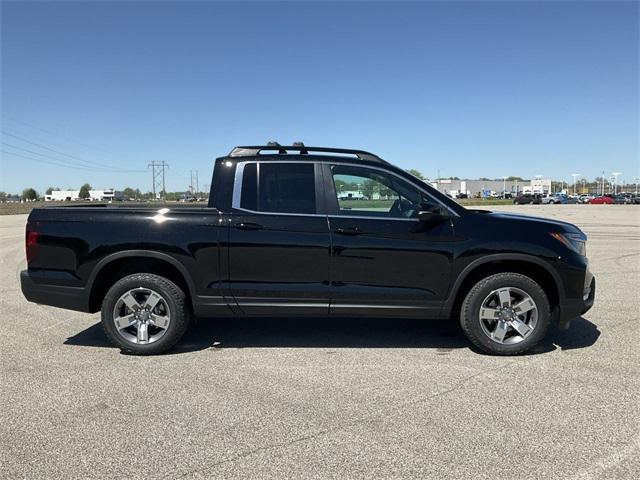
459,273 -> 551,355
101,273 -> 191,355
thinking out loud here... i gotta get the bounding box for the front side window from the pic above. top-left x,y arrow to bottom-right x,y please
239,162 -> 316,214
331,165 -> 435,219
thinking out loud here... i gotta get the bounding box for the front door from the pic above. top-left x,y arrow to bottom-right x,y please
227,161 -> 331,315
324,163 -> 456,318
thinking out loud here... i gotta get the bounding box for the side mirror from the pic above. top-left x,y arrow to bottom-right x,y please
417,206 -> 450,223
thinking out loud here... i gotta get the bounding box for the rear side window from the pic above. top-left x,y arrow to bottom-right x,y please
239,162 -> 316,214
240,163 -> 258,210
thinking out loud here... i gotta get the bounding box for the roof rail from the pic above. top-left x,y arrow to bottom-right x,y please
228,143 -> 385,163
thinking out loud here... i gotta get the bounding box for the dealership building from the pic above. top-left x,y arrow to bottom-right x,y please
45,189 -> 125,202
431,178 -> 552,197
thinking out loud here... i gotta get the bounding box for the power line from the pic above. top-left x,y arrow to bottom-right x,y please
2,116 -> 115,155
1,131 -> 141,172
148,161 -> 169,199
1,149 -> 101,171
2,142 -> 145,172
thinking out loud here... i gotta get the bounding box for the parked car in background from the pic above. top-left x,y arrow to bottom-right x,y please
588,195 -> 614,204
541,194 -> 563,205
616,193 -> 631,204
513,194 -> 541,205
578,195 -> 594,204
541,194 -> 577,205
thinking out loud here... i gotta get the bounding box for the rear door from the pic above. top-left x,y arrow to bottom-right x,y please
227,161 -> 331,315
323,163 -> 457,318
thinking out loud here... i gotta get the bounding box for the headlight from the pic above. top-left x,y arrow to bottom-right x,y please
550,232 -> 587,256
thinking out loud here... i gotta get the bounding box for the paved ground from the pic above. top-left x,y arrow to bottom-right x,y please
1,205 -> 639,479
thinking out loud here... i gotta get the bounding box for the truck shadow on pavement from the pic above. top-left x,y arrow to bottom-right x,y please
64,315 -> 600,356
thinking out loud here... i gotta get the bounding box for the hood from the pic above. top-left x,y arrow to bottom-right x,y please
470,209 -> 583,234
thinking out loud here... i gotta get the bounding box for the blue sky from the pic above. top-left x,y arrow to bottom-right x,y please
1,1 -> 638,194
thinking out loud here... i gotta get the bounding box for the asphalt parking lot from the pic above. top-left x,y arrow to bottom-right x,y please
1,205 -> 639,479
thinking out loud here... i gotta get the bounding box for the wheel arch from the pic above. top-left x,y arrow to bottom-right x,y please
444,254 -> 564,319
87,251 -> 196,313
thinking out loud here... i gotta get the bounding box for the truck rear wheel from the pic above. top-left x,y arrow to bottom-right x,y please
101,273 -> 190,355
459,273 -> 551,355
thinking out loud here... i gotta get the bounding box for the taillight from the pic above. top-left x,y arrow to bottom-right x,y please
25,222 -> 40,265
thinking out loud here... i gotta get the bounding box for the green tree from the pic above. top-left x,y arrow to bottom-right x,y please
122,187 -> 137,200
362,179 -> 376,199
45,186 -> 59,195
334,179 -> 347,194
0,192 -> 6,202
78,183 -> 91,199
164,191 -> 181,201
407,169 -> 426,180
22,188 -> 38,201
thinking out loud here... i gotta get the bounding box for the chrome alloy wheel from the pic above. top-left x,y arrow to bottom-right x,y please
112,287 -> 171,344
479,287 -> 538,345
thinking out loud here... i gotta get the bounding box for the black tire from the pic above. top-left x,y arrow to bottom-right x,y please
101,273 -> 191,355
459,272 -> 551,355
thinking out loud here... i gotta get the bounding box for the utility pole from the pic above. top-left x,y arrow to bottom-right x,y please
148,161 -> 169,200
601,171 -> 605,196
189,170 -> 200,197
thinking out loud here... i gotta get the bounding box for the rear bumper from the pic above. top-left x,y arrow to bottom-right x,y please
20,270 -> 90,312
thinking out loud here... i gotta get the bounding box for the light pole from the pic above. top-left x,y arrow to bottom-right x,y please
501,176 -> 507,197
571,173 -> 580,196
534,175 -> 544,195
635,177 -> 639,195
612,172 -> 621,195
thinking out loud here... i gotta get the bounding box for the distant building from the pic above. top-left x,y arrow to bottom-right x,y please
45,189 -> 124,202
523,179 -> 552,195
431,178 -> 552,198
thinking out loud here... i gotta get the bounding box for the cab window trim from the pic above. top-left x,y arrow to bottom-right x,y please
322,162 -> 459,220
232,160 -> 458,219
232,161 -> 324,217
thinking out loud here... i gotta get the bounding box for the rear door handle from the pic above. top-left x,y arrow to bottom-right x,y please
235,222 -> 263,231
335,227 -> 361,236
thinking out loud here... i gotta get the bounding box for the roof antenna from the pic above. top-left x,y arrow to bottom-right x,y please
292,141 -> 308,155
267,141 -> 286,154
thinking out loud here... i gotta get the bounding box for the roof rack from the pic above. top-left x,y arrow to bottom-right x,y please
228,142 -> 385,163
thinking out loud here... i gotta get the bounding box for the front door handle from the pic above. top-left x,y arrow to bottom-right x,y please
235,222 -> 263,231
335,227 -> 361,236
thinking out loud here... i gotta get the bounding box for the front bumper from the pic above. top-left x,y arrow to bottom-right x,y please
20,270 -> 91,312
581,277 -> 596,314
556,272 -> 595,329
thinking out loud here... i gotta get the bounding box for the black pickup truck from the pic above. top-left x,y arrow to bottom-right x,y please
21,144 -> 595,355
